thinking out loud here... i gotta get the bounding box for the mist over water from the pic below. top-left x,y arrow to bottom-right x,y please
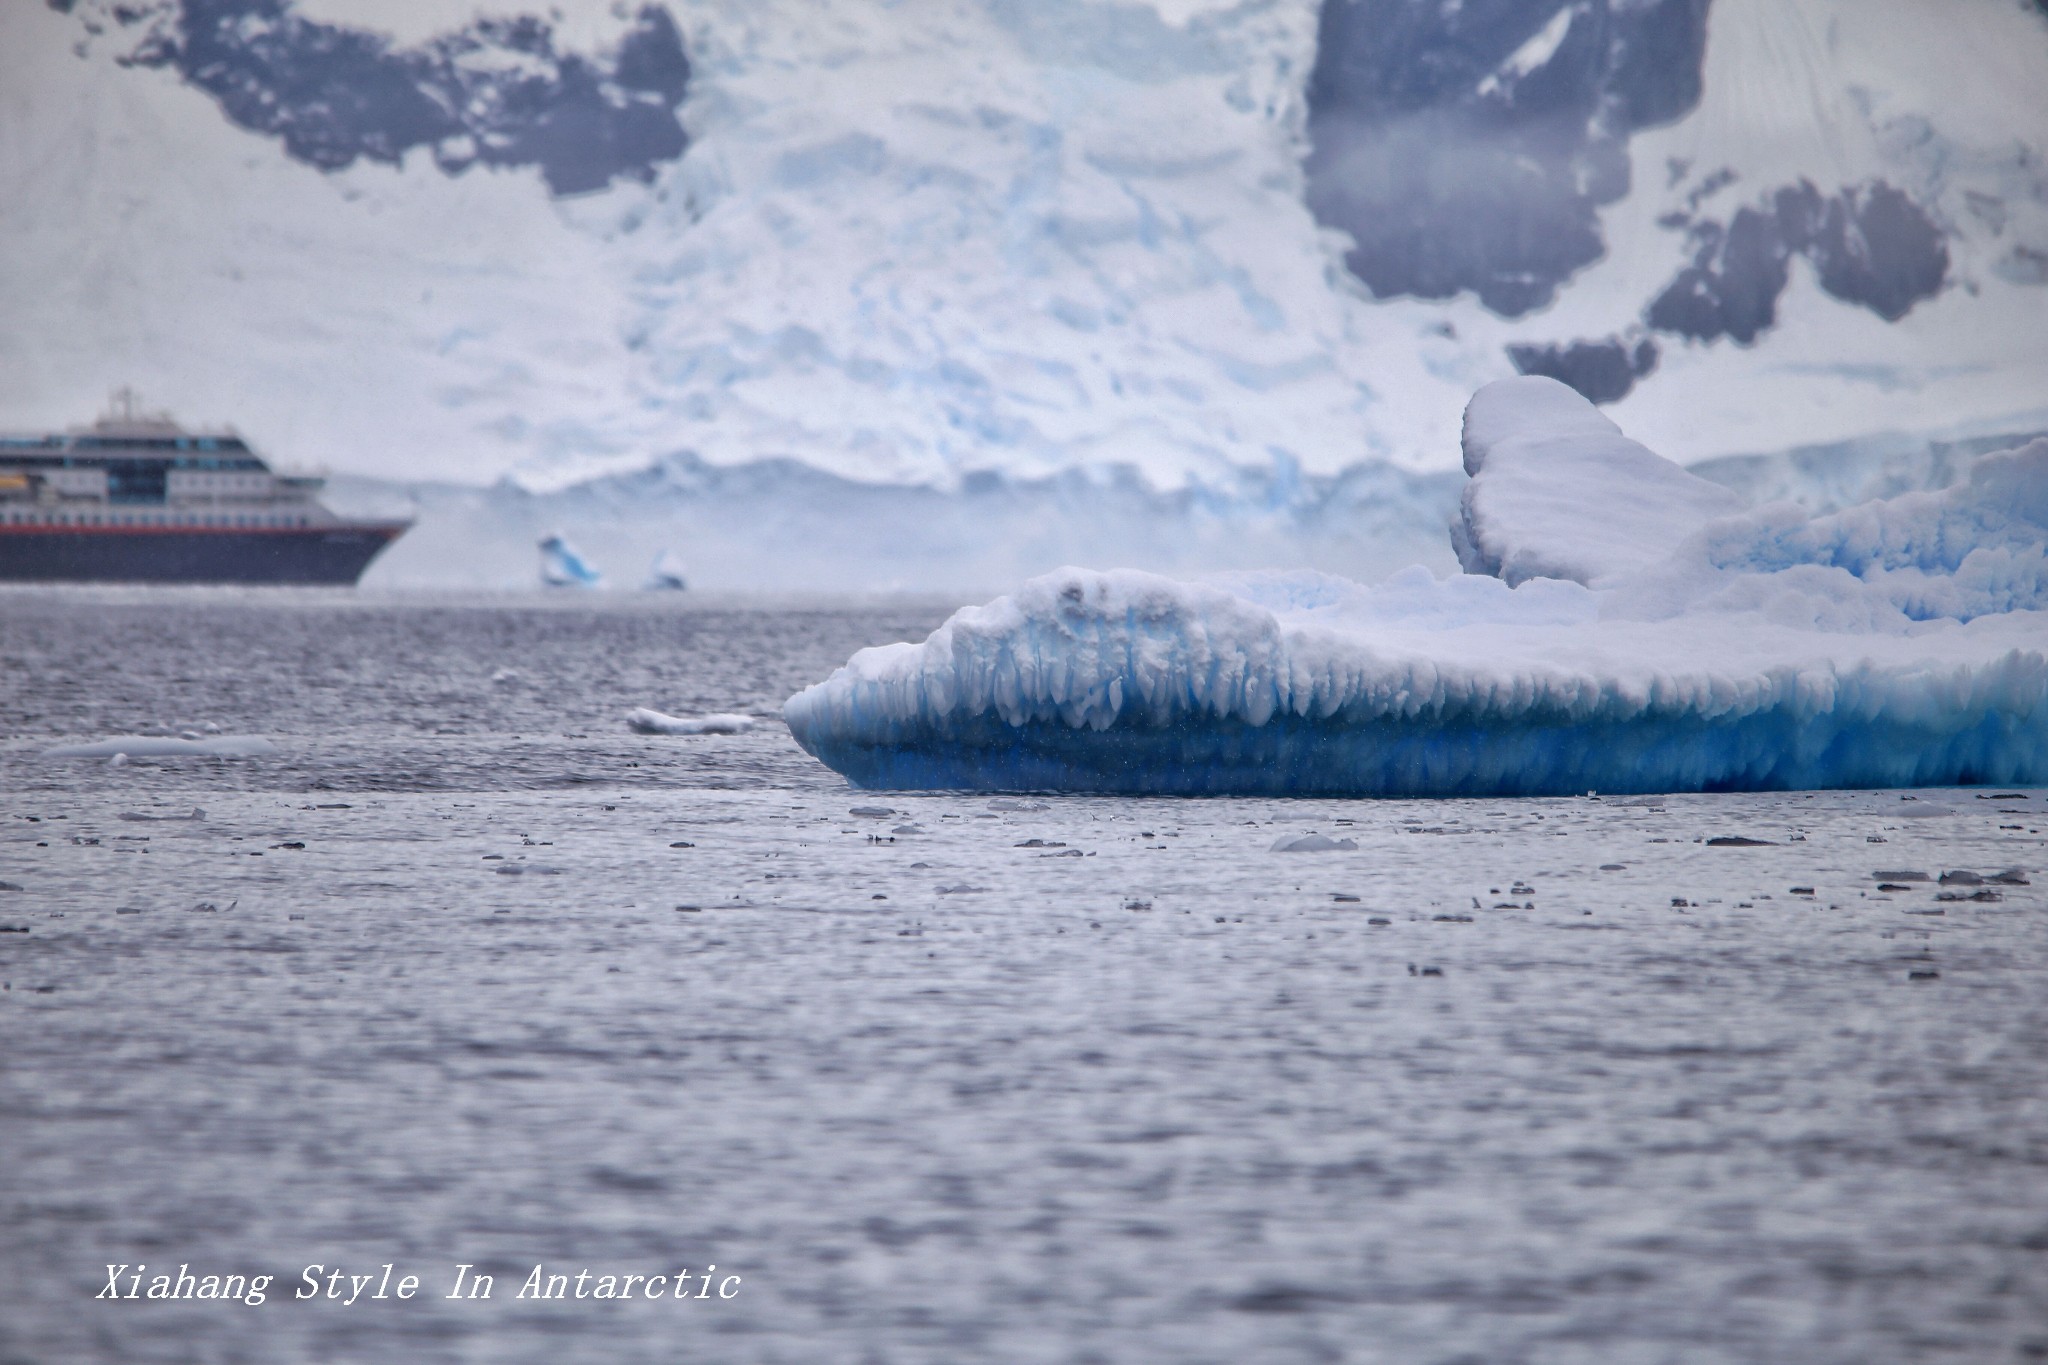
3,590 -> 2044,1363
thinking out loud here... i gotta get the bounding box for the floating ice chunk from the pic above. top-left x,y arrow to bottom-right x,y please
626,708 -> 755,735
44,736 -> 277,759
786,381 -> 2048,796
540,532 -> 604,588
118,808 -> 206,822
1271,833 -> 1358,852
643,550 -> 689,592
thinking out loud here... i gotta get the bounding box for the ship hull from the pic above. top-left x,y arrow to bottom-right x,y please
0,524 -> 405,584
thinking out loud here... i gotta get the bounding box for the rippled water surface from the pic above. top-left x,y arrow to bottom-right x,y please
3,589 -> 2045,1364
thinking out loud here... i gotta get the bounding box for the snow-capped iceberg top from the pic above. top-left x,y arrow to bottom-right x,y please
1455,376 -> 1745,588
1681,437 -> 2048,623
785,379 -> 2048,795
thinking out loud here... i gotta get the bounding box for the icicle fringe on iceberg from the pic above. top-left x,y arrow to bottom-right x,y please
785,378 -> 2048,795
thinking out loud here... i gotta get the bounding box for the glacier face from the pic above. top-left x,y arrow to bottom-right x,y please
784,378 -> 2048,795
7,0 -> 2047,505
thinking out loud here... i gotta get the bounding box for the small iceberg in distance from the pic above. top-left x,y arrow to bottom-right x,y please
643,550 -> 689,592
540,532 -> 604,588
784,378 -> 2048,796
627,707 -> 755,735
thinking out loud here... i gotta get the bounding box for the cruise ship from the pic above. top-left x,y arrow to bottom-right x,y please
0,393 -> 409,584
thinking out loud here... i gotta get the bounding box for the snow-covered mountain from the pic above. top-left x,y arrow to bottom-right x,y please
3,0 -> 2045,585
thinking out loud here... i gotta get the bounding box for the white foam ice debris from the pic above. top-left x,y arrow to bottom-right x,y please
539,532 -> 604,588
784,377 -> 2048,795
43,736 -> 278,759
627,708 -> 756,735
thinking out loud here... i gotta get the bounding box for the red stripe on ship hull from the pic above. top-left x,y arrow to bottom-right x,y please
0,523 -> 404,538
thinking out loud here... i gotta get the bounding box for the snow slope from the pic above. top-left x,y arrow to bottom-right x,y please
783,378 -> 2048,795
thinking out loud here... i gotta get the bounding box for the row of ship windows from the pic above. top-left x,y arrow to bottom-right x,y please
1,510 -> 310,528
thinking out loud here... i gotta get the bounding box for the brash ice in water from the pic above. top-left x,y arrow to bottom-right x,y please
785,379 -> 2048,795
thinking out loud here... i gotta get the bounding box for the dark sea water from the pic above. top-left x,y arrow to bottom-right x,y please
2,588 -> 2045,1365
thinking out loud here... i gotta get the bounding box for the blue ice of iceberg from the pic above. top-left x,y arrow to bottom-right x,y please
785,378 -> 2048,795
539,532 -> 604,588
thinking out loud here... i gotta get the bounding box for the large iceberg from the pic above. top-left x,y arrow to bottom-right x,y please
785,378 -> 2048,795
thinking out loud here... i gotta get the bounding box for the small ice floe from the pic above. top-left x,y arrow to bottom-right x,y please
987,798 -> 1049,812
1706,836 -> 1775,847
847,805 -> 896,818
1270,833 -> 1358,853
118,808 -> 206,822
626,708 -> 755,735
643,550 -> 689,592
490,668 -> 524,686
936,884 -> 988,895
44,736 -> 276,759
539,532 -> 604,589
493,864 -> 564,876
